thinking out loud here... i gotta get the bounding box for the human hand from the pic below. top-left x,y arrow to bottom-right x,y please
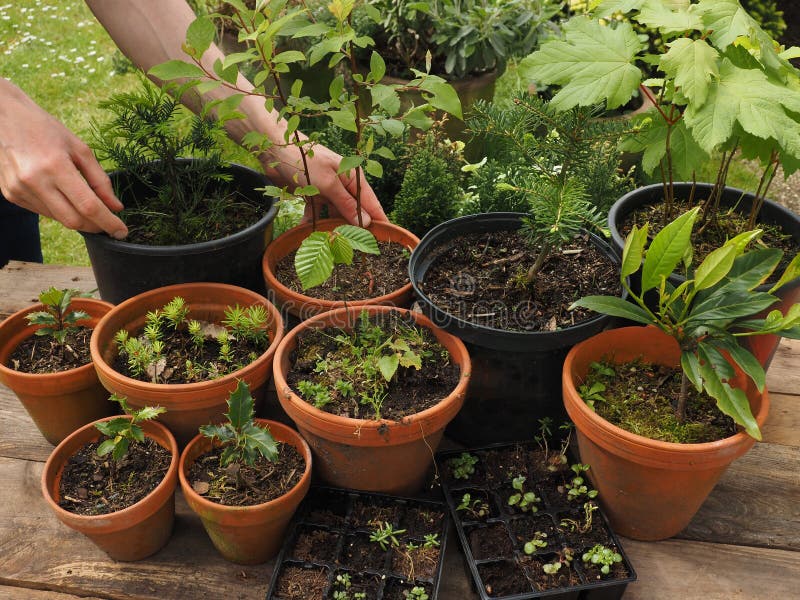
0,81 -> 128,238
262,142 -> 388,227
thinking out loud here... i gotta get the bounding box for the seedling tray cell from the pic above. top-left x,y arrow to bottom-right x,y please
267,486 -> 450,599
437,444 -> 637,600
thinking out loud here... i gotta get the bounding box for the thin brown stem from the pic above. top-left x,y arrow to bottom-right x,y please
346,16 -> 365,228
748,151 -> 780,230
676,372 -> 689,423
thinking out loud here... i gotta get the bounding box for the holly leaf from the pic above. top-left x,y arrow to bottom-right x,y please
519,16 -> 643,110
242,422 -> 279,462
659,38 -> 719,105
225,380 -> 254,430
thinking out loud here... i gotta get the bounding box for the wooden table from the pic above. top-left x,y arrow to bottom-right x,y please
1,260 -> 798,600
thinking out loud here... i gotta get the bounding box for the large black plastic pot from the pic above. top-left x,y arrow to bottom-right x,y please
81,162 -> 278,304
409,213 -> 620,446
608,183 -> 800,369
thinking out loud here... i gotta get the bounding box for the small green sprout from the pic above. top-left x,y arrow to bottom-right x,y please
199,380 -> 278,468
95,394 -> 166,465
542,547 -> 574,575
297,380 -> 333,409
25,287 -> 90,348
332,573 -> 367,600
408,586 -> 429,600
188,319 -> 204,348
565,464 -> 598,502
162,296 -> 189,329
582,544 -> 622,576
508,476 -> 541,513
370,521 -> 406,551
423,533 -> 440,548
456,493 -> 490,520
222,304 -> 270,345
523,531 -> 548,555
449,452 -> 479,480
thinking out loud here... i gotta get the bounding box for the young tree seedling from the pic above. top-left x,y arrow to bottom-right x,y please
508,476 -> 541,513
95,394 -> 166,477
565,464 -> 598,502
582,544 -> 623,577
449,452 -> 478,480
25,287 -> 91,358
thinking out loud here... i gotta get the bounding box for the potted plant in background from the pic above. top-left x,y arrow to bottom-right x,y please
151,0 -> 462,322
409,95 -> 634,445
83,80 -> 278,304
0,288 -> 115,445
90,282 -> 283,446
179,381 -> 312,564
41,396 -> 179,561
521,0 -> 800,366
272,305 -> 471,495
565,207 -> 800,540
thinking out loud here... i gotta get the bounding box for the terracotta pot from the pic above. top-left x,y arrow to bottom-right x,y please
41,416 -> 179,561
273,305 -> 471,495
0,298 -> 116,445
262,219 -> 419,320
90,283 -> 284,447
562,326 -> 769,541
179,419 -> 312,564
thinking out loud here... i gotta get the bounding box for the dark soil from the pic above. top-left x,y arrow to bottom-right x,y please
287,310 -> 461,420
342,533 -> 387,571
482,445 -> 530,486
582,359 -> 737,443
304,493 -> 349,528
421,230 -> 621,332
290,527 -> 341,563
469,522 -> 513,560
477,561 -> 532,597
187,442 -> 304,506
273,565 -> 329,600
329,571 -> 382,599
522,554 -> 582,591
7,326 -> 92,374
390,543 -> 439,580
275,240 -> 411,301
383,579 -> 433,600
58,437 -> 171,516
581,550 -> 630,583
112,324 -> 269,384
510,514 -> 561,553
401,506 -> 443,538
349,497 -> 400,530
558,506 -> 613,549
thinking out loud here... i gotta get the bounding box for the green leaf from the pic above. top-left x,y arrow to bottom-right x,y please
186,16 -> 215,57
112,438 -> 130,462
697,346 -> 760,439
25,311 -> 56,326
403,107 -> 434,130
242,423 -> 279,462
681,351 -> 703,392
697,249 -> 781,305
226,380 -> 254,430
129,423 -> 145,443
334,225 -> 379,255
365,159 -> 383,179
295,231 -> 335,290
717,339 -> 766,393
596,0 -> 647,17
330,232 -> 354,265
519,16 -> 643,110
329,74 -> 345,101
199,423 -> 235,443
659,38 -> 719,105
697,0 -> 758,49
694,244 -> 737,290
423,81 -> 463,120
620,223 -> 649,278
329,109 -> 357,133
148,60 -> 206,81
637,1 -> 703,33
134,406 -> 166,422
38,287 -> 64,308
380,118 -> 406,137
641,207 -> 699,293
378,354 -> 400,381
369,51 -> 386,82
337,154 -> 364,175
96,439 -> 117,457
371,83 -> 400,114
688,290 -> 778,323
373,146 -> 396,160
569,296 -> 653,324
274,50 -> 305,64
293,22 -> 332,38
769,253 -> 800,293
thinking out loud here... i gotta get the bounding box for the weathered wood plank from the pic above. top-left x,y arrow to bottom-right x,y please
0,262 -> 97,320
678,442 -> 800,550
0,457 -> 272,600
0,585 -> 104,599
0,386 -> 53,463
766,337 -> 800,396
762,392 -> 800,447
620,538 -> 800,600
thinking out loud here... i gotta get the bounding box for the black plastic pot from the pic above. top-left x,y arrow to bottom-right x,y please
408,213 -> 620,446
608,183 -> 800,368
81,162 -> 277,304
437,444 -> 637,600
266,486 -> 450,600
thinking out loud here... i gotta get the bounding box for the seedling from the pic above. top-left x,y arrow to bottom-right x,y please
25,287 -> 90,354
456,493 -> 490,520
565,464 -> 598,502
407,587 -> 429,600
294,225 -> 380,291
534,418 -> 573,472
332,573 -> 366,600
508,476 -> 541,513
369,521 -> 406,551
423,533 -> 440,548
95,394 -> 166,476
200,380 -> 278,475
579,361 -> 614,410
449,452 -> 479,480
542,547 -> 574,575
582,544 -> 623,577
560,501 -> 599,535
523,531 -> 549,555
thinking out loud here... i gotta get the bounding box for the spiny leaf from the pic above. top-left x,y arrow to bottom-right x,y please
641,207 -> 699,293
242,423 -> 279,462
96,439 -> 118,457
226,380 -> 254,431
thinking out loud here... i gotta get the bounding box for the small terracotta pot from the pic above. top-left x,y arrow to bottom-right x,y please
90,283 -> 283,447
262,219 -> 419,320
562,326 -> 769,541
41,416 -> 179,561
0,298 -> 116,445
273,305 -> 471,495
179,419 -> 312,564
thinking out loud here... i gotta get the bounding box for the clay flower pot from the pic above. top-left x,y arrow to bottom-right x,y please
41,416 -> 179,561
562,326 -> 769,541
273,305 -> 471,495
262,219 -> 419,320
90,283 -> 283,446
0,298 -> 116,444
179,419 -> 312,564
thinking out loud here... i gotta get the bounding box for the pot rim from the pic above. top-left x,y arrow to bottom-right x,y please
273,305 -> 470,439
90,282 -> 283,394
